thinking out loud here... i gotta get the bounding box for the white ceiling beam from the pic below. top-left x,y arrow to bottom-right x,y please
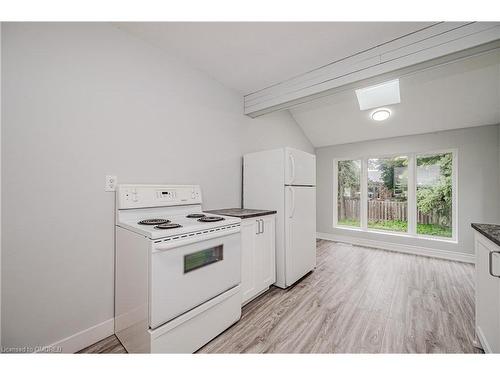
244,22 -> 500,117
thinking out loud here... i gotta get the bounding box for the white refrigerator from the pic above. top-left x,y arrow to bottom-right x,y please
243,147 -> 316,288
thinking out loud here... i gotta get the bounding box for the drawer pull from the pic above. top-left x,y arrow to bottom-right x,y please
489,250 -> 500,278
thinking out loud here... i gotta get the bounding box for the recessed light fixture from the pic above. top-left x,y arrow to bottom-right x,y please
371,108 -> 391,122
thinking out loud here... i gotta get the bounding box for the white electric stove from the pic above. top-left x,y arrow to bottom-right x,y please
114,184 -> 242,353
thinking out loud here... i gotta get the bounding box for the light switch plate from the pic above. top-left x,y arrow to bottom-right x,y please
105,175 -> 117,192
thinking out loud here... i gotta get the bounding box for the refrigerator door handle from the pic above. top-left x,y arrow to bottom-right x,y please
289,153 -> 296,184
289,187 -> 296,218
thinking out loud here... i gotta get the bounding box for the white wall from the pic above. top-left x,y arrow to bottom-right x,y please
0,22 -> 3,348
0,23 -> 313,350
316,125 -> 500,256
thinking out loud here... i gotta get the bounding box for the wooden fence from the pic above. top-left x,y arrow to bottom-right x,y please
368,200 -> 407,221
338,198 -> 439,224
338,198 -> 360,222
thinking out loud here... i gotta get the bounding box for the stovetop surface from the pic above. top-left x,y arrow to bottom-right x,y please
117,207 -> 241,240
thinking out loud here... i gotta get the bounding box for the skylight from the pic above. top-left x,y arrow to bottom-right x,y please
355,79 -> 401,111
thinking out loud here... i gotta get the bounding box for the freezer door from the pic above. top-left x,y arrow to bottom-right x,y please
284,186 -> 316,287
285,148 -> 316,186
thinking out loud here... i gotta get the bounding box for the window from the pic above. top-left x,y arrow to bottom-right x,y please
184,245 -> 223,273
367,156 -> 408,232
416,153 -> 453,238
334,151 -> 456,241
337,160 -> 361,227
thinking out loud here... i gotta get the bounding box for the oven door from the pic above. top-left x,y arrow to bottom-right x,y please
150,231 -> 241,329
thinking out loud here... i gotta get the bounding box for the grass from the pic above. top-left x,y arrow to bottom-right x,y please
337,219 -> 360,227
416,223 -> 452,238
338,219 -> 452,238
368,219 -> 407,232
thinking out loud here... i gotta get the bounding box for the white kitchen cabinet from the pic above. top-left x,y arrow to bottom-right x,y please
474,230 -> 500,353
240,215 -> 276,305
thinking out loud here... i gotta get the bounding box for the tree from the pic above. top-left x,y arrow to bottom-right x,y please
338,160 -> 360,220
374,157 -> 408,201
416,153 -> 452,226
338,160 -> 360,192
380,158 -> 407,189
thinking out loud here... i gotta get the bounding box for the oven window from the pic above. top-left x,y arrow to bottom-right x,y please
184,245 -> 223,273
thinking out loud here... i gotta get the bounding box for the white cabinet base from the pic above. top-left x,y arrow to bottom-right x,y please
241,215 -> 276,306
476,325 -> 492,353
474,231 -> 500,353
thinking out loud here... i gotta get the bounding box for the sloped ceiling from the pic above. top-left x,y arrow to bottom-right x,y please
115,22 -> 499,147
115,22 -> 434,94
290,50 -> 500,147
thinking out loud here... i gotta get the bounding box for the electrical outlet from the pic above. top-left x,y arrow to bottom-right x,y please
105,175 -> 117,192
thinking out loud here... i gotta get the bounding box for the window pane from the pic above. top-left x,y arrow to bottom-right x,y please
184,245 -> 223,273
367,156 -> 408,232
337,160 -> 361,227
416,153 -> 453,238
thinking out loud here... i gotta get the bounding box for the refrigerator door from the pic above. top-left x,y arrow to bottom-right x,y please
284,186 -> 316,287
285,148 -> 316,186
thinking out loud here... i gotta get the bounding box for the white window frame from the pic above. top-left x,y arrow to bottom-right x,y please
333,149 -> 458,243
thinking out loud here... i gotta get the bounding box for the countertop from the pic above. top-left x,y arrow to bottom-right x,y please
471,223 -> 500,247
206,208 -> 277,219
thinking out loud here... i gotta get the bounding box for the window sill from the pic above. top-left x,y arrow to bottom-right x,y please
333,225 -> 458,244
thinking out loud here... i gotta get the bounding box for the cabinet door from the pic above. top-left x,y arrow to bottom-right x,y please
257,216 -> 276,289
240,219 -> 258,305
475,233 -> 500,353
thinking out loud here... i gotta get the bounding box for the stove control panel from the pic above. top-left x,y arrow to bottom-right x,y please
155,189 -> 176,200
117,185 -> 202,209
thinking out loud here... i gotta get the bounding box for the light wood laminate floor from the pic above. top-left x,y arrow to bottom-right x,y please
79,240 -> 482,354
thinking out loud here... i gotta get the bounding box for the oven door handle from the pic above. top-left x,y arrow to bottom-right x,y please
152,226 -> 241,253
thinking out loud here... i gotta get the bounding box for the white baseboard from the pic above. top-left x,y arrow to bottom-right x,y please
317,232 -> 475,264
476,326 -> 491,353
36,318 -> 114,353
